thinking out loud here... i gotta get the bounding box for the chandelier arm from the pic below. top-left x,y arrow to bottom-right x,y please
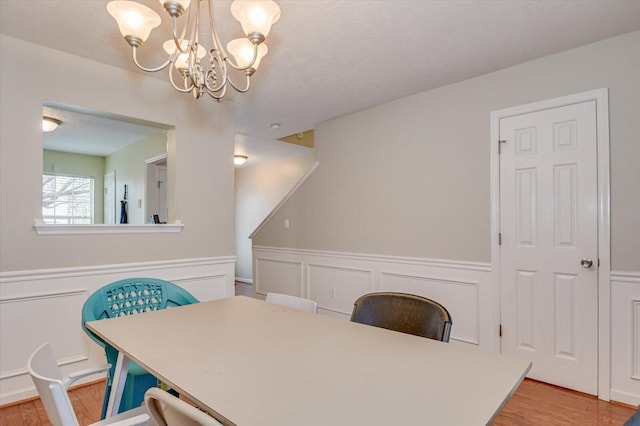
206,84 -> 227,101
132,46 -> 171,73
207,0 -> 224,54
226,73 -> 252,93
186,0 -> 203,90
171,14 -> 189,54
168,65 -> 195,94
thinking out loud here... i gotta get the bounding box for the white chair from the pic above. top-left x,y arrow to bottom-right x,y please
27,343 -> 150,426
145,388 -> 223,426
265,292 -> 318,313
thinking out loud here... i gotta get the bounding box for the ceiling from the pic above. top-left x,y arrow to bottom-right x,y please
43,103 -> 170,157
2,1 -> 640,163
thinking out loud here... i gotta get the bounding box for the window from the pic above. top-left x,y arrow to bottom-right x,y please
42,174 -> 94,224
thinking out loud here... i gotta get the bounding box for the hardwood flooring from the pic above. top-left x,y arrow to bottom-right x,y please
2,282 -> 635,425
0,380 -> 104,426
494,379 -> 635,426
0,377 -> 635,425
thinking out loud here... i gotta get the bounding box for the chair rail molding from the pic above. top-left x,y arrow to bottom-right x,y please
0,256 -> 235,406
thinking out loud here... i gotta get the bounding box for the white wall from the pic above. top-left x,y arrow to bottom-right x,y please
252,30 -> 640,270
234,153 -> 315,282
0,35 -> 236,271
252,31 -> 640,404
0,35 -> 237,404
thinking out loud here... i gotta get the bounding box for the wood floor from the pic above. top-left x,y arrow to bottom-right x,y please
0,377 -> 634,425
2,283 -> 635,425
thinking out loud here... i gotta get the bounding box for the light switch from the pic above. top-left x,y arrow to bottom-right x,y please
284,218 -> 290,229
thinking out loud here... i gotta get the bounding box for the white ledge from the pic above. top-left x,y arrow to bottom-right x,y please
33,220 -> 184,235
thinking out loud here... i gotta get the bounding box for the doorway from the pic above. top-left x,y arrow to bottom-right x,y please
104,171 -> 116,224
490,89 -> 611,399
145,154 -> 168,224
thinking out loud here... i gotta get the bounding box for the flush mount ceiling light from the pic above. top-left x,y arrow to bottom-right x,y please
107,0 -> 280,100
234,155 -> 248,165
42,117 -> 61,132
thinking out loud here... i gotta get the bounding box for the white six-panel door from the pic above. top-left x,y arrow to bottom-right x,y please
499,100 -> 599,394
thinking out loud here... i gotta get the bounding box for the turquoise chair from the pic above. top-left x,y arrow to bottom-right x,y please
81,278 -> 199,419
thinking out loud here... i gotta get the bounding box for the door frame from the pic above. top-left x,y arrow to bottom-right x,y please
489,88 -> 610,400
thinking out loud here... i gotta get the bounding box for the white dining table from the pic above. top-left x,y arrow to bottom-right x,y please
86,295 -> 531,425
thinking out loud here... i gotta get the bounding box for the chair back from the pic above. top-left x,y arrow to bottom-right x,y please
145,387 -> 223,426
27,343 -> 79,426
82,278 -> 199,417
266,292 -> 318,313
350,292 -> 452,342
82,278 -> 199,348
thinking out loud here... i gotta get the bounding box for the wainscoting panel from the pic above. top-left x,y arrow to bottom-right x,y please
253,246 -> 493,346
308,264 -> 374,315
610,271 -> 640,406
0,256 -> 235,406
255,258 -> 303,297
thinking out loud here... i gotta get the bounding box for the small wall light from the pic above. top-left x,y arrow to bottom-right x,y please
42,117 -> 61,132
234,155 -> 248,165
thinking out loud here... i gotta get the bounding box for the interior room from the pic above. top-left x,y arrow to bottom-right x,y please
1,1 -> 639,425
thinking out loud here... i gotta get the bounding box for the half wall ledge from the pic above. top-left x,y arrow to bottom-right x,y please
33,219 -> 184,235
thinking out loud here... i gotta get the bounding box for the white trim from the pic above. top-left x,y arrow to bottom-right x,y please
145,153 -> 167,164
0,355 -> 89,380
249,161 -> 319,239
0,256 -> 236,283
33,219 -> 183,235
0,288 -> 87,304
490,88 -> 611,400
253,245 -> 491,272
235,277 -> 254,284
611,270 -> 640,283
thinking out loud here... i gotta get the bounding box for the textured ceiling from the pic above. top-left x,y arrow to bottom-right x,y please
2,1 -> 640,163
43,103 -> 170,157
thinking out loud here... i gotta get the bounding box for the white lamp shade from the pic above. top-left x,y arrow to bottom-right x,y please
107,1 -> 161,42
234,155 -> 248,165
163,40 -> 207,69
230,0 -> 281,38
42,117 -> 61,132
227,39 -> 268,70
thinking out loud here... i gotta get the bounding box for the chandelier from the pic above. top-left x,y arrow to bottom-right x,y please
107,0 -> 280,100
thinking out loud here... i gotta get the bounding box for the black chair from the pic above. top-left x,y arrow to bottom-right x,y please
350,292 -> 452,342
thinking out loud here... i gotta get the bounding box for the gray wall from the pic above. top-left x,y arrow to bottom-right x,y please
254,30 -> 640,271
0,35 -> 235,271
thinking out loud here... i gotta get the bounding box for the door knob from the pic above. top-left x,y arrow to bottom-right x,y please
580,258 -> 593,268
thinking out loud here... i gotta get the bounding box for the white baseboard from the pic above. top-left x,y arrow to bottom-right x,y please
0,256 -> 235,406
235,277 -> 254,284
